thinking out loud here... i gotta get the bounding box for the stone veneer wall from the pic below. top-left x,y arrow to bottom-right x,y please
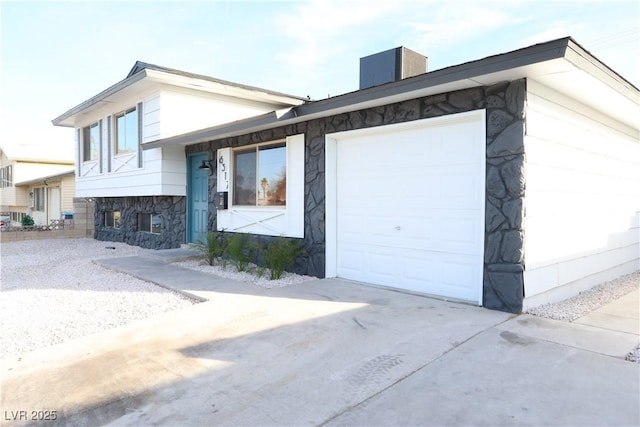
187,79 -> 526,313
94,196 -> 186,249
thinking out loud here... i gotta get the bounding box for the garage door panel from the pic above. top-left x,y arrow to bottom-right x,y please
339,248 -> 365,275
334,112 -> 485,304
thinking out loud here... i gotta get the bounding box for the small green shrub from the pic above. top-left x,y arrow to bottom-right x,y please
225,233 -> 255,272
262,237 -> 303,280
190,231 -> 226,266
21,214 -> 34,227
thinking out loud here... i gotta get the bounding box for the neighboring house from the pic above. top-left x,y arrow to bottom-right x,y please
14,170 -> 76,225
0,145 -> 75,226
53,37 -> 639,314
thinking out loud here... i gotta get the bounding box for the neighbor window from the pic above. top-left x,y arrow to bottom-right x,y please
233,142 -> 286,206
10,212 -> 24,223
138,213 -> 160,234
105,211 -> 121,228
33,187 -> 45,211
115,107 -> 138,154
83,122 -> 100,161
0,165 -> 12,187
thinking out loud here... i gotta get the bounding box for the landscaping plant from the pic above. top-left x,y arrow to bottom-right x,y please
190,231 -> 226,266
21,214 -> 35,227
261,236 -> 303,280
225,232 -> 255,272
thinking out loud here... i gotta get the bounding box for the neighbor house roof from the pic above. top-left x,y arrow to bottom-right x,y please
143,37 -> 639,150
0,144 -> 75,164
14,169 -> 75,187
52,61 -> 308,128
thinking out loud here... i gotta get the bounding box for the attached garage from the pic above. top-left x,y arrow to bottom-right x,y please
326,111 -> 486,304
152,37 -> 638,313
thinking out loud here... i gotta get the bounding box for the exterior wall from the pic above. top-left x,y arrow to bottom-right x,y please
94,196 -> 186,249
186,80 -> 527,312
523,79 -> 640,309
61,175 -> 76,213
159,88 -> 282,139
75,87 -> 298,199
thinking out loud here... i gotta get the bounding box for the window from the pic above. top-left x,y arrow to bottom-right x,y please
138,213 -> 160,234
10,212 -> 24,223
104,211 -> 121,228
217,134 -> 304,238
0,165 -> 12,187
115,107 -> 138,154
233,143 -> 286,206
33,188 -> 45,211
83,122 -> 100,161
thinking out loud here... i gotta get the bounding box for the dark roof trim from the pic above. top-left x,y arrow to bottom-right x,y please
126,60 -> 308,101
52,61 -> 308,127
147,36 -> 640,150
52,71 -> 147,127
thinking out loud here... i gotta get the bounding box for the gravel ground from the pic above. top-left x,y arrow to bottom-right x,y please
525,271 -> 639,363
0,239 -> 197,359
172,259 -> 315,288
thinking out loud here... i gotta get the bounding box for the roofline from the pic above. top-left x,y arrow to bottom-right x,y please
52,63 -> 308,127
14,169 -> 75,187
52,71 -> 147,127
147,36 -> 639,150
8,158 -> 74,165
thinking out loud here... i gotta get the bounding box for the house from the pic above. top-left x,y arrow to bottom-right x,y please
0,145 -> 75,226
53,37 -> 639,313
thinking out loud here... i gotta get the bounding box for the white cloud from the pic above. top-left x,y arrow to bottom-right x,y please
404,2 -> 528,51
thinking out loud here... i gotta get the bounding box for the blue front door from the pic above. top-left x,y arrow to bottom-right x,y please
188,153 -> 209,243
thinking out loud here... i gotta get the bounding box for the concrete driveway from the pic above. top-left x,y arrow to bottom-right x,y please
2,257 -> 639,426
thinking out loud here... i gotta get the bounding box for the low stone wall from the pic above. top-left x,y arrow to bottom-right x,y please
1,199 -> 95,244
0,222 -> 87,243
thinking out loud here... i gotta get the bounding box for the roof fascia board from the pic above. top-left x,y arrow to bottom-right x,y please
563,38 -> 639,103
52,71 -> 148,127
53,64 -> 308,128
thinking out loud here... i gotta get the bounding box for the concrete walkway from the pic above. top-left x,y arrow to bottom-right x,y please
2,250 -> 638,426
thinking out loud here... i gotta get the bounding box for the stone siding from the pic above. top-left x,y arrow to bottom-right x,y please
94,196 -> 185,249
187,79 -> 526,313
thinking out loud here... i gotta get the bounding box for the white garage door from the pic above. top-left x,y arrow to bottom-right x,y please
333,112 -> 485,304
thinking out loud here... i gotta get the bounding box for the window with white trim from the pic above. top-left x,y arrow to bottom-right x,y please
82,122 -> 100,161
138,213 -> 160,234
217,134 -> 305,238
115,107 -> 138,154
234,142 -> 286,206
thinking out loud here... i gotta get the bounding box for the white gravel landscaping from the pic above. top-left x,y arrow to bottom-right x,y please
0,238 -> 314,360
0,239 -> 197,359
525,271 -> 639,363
172,259 -> 315,288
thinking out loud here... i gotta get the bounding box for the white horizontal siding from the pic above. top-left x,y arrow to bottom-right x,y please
158,88 -> 280,139
74,84 -> 293,198
523,79 -> 640,308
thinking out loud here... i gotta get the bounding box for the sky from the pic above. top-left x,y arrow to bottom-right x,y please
0,0 -> 638,153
